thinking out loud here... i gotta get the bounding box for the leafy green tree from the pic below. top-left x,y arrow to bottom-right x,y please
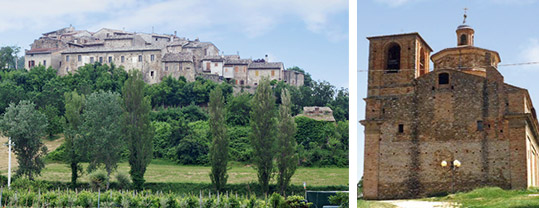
328,88 -> 349,122
63,90 -> 85,188
312,80 -> 335,107
122,70 -> 154,190
81,91 -> 124,189
0,46 -> 20,70
40,105 -> 63,138
250,77 -> 277,194
0,80 -> 27,114
175,121 -> 210,165
226,93 -> 251,126
0,100 -> 48,180
276,88 -> 298,195
208,86 -> 228,192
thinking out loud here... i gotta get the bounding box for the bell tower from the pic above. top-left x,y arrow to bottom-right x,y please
361,33 -> 432,199
457,8 -> 474,46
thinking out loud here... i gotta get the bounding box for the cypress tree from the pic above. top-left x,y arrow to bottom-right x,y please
209,86 -> 228,191
276,88 -> 298,195
250,77 -> 277,194
122,70 -> 154,190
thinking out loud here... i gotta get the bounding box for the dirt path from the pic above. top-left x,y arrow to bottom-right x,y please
0,136 -> 64,172
379,200 -> 459,208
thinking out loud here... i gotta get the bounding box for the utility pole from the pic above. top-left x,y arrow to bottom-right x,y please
7,137 -> 12,188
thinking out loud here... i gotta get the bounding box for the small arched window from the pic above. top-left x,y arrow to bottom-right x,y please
438,73 -> 449,85
460,34 -> 467,45
386,43 -> 401,73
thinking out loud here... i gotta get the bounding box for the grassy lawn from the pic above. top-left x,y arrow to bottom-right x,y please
357,200 -> 396,208
427,187 -> 539,208
0,159 -> 347,187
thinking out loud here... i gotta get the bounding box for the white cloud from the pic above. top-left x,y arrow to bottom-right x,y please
521,39 -> 539,66
0,0 -> 347,41
374,0 -> 413,7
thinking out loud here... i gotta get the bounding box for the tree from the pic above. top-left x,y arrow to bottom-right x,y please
81,91 -> 124,189
122,70 -> 154,190
0,100 -> 48,180
0,46 -> 20,70
63,90 -> 85,188
250,77 -> 277,194
276,88 -> 298,195
208,86 -> 228,192
226,93 -> 251,126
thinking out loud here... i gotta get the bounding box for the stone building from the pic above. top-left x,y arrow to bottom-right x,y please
361,22 -> 539,199
25,26 -> 303,87
297,106 -> 335,122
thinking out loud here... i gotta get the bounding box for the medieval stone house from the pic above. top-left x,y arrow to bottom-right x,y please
361,22 -> 539,199
25,26 -> 303,86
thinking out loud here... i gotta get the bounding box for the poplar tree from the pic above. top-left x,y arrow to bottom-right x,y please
276,88 -> 298,195
81,91 -> 124,189
250,77 -> 277,194
63,90 -> 85,188
0,100 -> 48,180
122,70 -> 154,190
209,86 -> 228,191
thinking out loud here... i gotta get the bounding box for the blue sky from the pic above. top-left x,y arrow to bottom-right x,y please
358,0 -> 539,179
0,0 -> 348,88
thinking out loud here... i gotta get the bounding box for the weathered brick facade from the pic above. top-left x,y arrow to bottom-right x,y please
361,25 -> 539,199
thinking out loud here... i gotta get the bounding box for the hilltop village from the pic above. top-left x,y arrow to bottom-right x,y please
24,26 -> 304,86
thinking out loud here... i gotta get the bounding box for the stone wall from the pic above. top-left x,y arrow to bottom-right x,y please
247,69 -> 281,86
60,49 -> 163,83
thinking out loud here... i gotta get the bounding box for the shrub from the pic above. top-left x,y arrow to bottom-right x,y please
328,192 -> 348,208
11,178 -> 51,192
269,192 -> 285,208
284,195 -> 312,208
89,169 -> 109,191
0,174 -> 7,186
116,172 -> 131,190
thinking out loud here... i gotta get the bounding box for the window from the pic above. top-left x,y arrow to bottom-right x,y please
438,73 -> 449,85
206,62 -> 211,70
234,66 -> 239,73
225,68 -> 228,72
138,55 -> 142,62
398,124 -> 404,133
386,43 -> 401,73
271,70 -> 275,77
66,67 -> 69,72
477,121 -> 483,131
90,57 -> 95,63
43,60 -> 46,67
255,71 -> 259,76
165,66 -> 168,71
108,56 -> 112,63
28,60 -> 35,68
78,55 -> 82,62
150,71 -> 154,77
214,63 -> 218,67
240,80 -> 244,85
99,57 -> 103,63
66,55 -> 70,62
151,54 -> 155,61
460,34 -> 467,45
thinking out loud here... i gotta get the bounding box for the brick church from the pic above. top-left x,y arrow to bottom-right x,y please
361,19 -> 539,199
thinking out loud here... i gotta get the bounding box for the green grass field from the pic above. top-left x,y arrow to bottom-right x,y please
427,187 -> 539,208
0,159 -> 347,187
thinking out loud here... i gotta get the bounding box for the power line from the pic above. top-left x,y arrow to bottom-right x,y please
357,61 -> 539,72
